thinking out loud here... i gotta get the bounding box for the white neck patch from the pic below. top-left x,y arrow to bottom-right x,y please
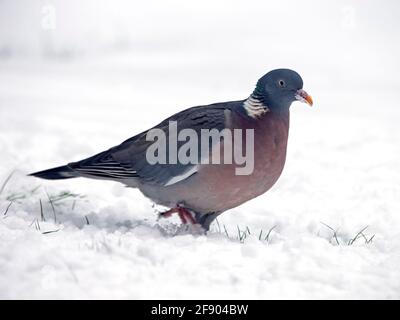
243,95 -> 269,119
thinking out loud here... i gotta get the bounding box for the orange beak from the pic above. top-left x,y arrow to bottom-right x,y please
295,89 -> 313,106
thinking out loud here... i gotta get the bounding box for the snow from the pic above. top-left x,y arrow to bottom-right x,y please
1,0 -> 400,299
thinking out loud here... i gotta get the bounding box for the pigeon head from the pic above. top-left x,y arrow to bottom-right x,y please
250,69 -> 313,114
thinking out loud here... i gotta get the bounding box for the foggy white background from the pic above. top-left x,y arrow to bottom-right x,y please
0,0 -> 399,299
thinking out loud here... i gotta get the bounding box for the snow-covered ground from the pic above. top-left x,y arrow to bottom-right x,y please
1,0 -> 400,299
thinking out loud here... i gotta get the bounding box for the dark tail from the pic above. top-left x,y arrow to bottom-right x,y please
29,165 -> 78,180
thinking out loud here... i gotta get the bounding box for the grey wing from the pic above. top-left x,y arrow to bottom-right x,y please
68,102 -> 235,186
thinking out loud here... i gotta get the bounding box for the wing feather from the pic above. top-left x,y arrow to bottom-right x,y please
68,101 -> 241,185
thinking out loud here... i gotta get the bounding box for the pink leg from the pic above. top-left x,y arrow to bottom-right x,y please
159,206 -> 196,225
178,207 -> 197,224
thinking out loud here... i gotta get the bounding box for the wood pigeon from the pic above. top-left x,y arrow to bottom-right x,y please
30,68 -> 313,231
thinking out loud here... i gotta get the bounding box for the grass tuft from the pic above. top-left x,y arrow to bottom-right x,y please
320,222 -> 340,245
215,218 -> 221,233
264,225 -> 277,243
3,202 -> 13,216
320,222 -> 375,246
39,199 -> 45,221
48,191 -> 85,203
223,224 -> 230,238
348,226 -> 374,245
237,225 -> 247,242
42,229 -> 60,235
213,222 -> 277,244
6,186 -> 40,202
45,190 -> 57,224
0,171 -> 15,196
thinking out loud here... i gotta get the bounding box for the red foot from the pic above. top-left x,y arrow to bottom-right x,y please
159,206 -> 196,225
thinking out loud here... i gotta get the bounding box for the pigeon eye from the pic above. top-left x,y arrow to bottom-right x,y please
278,80 -> 285,87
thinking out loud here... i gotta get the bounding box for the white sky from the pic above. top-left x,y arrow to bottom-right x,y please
0,0 -> 399,94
